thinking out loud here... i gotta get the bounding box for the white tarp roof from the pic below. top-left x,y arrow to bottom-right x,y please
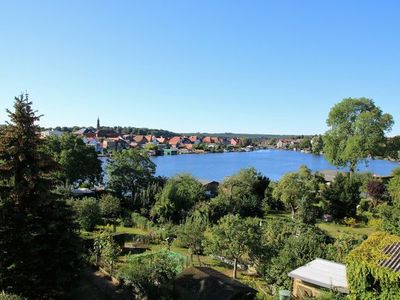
288,258 -> 348,293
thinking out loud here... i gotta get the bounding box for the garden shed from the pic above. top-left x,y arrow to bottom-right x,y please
288,258 -> 348,299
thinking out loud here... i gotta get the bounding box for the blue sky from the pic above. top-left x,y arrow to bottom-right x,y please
1,0 -> 399,135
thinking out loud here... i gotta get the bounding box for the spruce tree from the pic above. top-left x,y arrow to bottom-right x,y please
0,95 -> 80,298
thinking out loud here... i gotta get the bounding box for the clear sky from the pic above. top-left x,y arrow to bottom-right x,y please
1,0 -> 399,135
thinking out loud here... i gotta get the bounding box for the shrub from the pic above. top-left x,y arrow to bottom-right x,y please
343,217 -> 357,227
69,197 -> 101,231
131,212 -> 152,230
118,251 -> 182,299
367,218 -> 383,230
0,292 -> 23,300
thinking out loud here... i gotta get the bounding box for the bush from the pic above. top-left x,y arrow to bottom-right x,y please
0,292 -> 23,300
368,218 -> 383,230
131,212 -> 152,230
69,197 -> 101,231
315,290 -> 347,300
343,217 -> 357,227
118,251 -> 181,299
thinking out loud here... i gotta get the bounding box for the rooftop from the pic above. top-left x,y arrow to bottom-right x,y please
288,258 -> 348,293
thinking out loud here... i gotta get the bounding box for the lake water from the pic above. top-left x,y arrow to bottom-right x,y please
151,150 -> 399,181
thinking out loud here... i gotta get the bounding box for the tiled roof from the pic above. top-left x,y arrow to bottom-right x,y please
133,135 -> 145,143
380,243 -> 400,272
169,136 -> 181,145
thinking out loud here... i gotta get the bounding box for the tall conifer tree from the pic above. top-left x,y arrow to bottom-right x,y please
0,95 -> 80,298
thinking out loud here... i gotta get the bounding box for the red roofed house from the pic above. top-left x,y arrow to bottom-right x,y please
132,135 -> 147,146
145,135 -> 156,143
202,136 -> 212,144
230,138 -> 240,146
156,137 -> 168,144
168,136 -> 182,148
189,136 -> 201,144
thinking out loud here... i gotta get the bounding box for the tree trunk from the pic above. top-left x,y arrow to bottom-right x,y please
349,163 -> 356,175
233,258 -> 238,279
190,252 -> 194,266
197,253 -> 202,266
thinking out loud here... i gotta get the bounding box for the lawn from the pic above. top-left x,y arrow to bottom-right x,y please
317,222 -> 374,238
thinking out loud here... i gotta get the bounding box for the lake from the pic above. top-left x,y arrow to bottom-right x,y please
151,150 -> 399,181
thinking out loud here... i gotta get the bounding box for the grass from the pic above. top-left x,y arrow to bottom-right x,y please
263,211 -> 375,239
317,222 -> 374,238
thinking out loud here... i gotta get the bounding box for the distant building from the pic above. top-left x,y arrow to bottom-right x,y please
230,138 -> 240,146
168,136 -> 182,148
40,129 -> 63,138
73,128 -> 96,138
83,137 -> 101,152
96,129 -> 119,139
198,179 -> 219,198
164,148 -> 178,155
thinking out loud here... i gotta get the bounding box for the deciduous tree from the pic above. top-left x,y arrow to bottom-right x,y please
204,214 -> 260,279
151,174 -> 204,223
44,133 -> 102,186
323,98 -> 393,173
272,165 -> 323,220
107,148 -> 155,206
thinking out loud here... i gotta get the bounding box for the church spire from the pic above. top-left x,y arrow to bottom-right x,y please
97,116 -> 100,130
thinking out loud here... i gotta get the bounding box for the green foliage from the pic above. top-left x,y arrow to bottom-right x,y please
391,167 -> 400,177
118,251 -> 181,299
99,194 -> 120,228
273,165 -> 323,221
204,214 -> 261,278
323,97 -> 393,172
0,95 -> 81,298
263,223 -> 330,288
151,174 -> 205,223
44,133 -> 102,185
177,213 -> 208,263
385,136 -> 400,160
322,173 -> 361,219
133,177 -> 165,216
326,233 -> 363,264
388,175 -> 400,207
346,232 -> 400,299
107,148 -> 156,204
131,212 -> 153,230
343,217 -> 358,228
209,168 -> 270,219
315,290 -> 347,300
69,197 -> 101,231
377,203 -> 400,235
311,135 -> 324,154
0,292 -> 23,300
93,227 -> 121,276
